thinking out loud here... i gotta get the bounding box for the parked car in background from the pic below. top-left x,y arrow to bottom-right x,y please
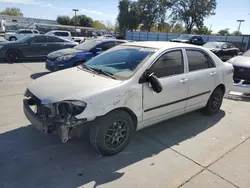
46,30 -> 85,43
24,42 -> 233,156
203,42 -> 239,61
4,29 -> 40,41
45,39 -> 127,71
0,35 -> 78,62
227,49 -> 250,94
170,35 -> 205,45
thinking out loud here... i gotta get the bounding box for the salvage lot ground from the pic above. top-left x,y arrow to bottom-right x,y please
1,62 -> 250,187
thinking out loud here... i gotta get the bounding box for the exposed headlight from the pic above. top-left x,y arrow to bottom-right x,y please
56,100 -> 87,116
57,54 -> 74,61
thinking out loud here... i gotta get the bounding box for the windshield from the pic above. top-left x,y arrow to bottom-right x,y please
177,35 -> 192,40
83,45 -> 156,80
74,39 -> 102,50
242,50 -> 250,57
203,42 -> 222,48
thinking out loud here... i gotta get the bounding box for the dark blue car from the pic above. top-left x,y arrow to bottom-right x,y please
45,39 -> 128,71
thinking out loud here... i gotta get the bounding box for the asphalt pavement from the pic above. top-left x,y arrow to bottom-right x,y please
0,61 -> 250,188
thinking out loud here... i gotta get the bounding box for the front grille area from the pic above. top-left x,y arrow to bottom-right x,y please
233,66 -> 250,81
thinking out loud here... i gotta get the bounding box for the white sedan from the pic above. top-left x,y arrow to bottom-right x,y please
23,42 -> 233,156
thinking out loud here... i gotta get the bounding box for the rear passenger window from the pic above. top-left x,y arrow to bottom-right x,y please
150,50 -> 184,78
47,36 -> 65,43
186,50 -> 215,72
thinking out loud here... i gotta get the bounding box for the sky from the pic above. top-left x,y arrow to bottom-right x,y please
0,0 -> 249,34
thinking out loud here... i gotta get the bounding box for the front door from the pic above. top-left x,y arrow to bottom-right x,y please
185,49 -> 217,111
142,49 -> 189,127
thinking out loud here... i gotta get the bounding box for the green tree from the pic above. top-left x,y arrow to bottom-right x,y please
171,23 -> 184,33
72,15 -> 93,27
127,2 -> 141,31
157,22 -> 171,32
92,20 -> 106,30
231,31 -> 242,36
193,26 -> 213,35
138,0 -> 171,32
217,28 -> 230,36
0,7 -> 23,16
171,0 -> 217,34
117,0 -> 130,36
57,16 -> 71,25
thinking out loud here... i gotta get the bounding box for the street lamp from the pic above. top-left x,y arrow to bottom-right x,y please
237,20 -> 245,33
72,9 -> 79,31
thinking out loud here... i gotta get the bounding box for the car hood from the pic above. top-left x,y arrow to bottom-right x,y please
171,39 -> 189,42
229,56 -> 250,68
47,48 -> 84,59
27,67 -> 123,104
206,48 -> 221,51
0,41 -> 20,45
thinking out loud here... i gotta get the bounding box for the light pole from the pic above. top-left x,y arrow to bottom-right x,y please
237,20 -> 245,33
72,9 -> 79,31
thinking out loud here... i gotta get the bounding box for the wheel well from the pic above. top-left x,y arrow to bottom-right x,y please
216,84 -> 225,95
110,107 -> 138,132
6,49 -> 23,59
9,36 -> 17,40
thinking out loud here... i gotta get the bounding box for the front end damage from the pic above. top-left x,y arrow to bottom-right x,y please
232,66 -> 250,95
23,89 -> 90,143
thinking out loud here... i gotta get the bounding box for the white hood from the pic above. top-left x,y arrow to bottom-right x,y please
28,67 -> 122,103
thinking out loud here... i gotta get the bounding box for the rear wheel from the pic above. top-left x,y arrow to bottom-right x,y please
9,36 -> 17,41
202,87 -> 224,115
89,110 -> 134,156
6,49 -> 22,63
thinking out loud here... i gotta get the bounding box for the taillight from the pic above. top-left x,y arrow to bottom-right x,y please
232,67 -> 234,73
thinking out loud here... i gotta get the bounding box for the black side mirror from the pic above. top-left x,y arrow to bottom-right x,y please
145,72 -> 162,93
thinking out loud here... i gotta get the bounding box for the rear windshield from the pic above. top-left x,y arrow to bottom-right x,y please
74,39 -> 102,50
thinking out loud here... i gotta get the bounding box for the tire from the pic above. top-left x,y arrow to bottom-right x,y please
89,110 -> 134,156
6,49 -> 22,63
9,36 -> 17,41
202,87 -> 224,116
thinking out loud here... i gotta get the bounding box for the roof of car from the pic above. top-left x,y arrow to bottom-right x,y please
122,41 -> 201,49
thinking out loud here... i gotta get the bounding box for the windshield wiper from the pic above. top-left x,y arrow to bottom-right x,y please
81,64 -> 98,73
91,67 -> 116,80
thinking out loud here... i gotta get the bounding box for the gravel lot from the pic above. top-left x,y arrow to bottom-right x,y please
0,61 -> 250,187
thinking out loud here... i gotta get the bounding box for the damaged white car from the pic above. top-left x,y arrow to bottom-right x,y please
228,49 -> 250,94
23,42 -> 233,156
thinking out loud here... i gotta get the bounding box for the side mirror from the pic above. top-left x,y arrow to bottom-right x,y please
238,52 -> 242,56
146,72 -> 162,93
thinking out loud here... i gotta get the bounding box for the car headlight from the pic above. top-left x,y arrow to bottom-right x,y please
57,54 -> 75,61
56,100 -> 87,116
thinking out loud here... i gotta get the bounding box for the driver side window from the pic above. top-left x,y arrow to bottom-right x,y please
150,50 -> 184,78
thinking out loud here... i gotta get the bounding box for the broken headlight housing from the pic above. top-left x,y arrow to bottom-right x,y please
56,100 -> 87,116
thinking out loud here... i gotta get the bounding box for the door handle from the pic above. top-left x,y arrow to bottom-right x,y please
180,78 -> 188,84
210,71 -> 217,76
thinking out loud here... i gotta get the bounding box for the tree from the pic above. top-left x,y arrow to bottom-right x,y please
138,0 -> 171,32
117,0 -> 130,36
127,1 -> 141,31
171,23 -> 184,33
231,31 -> 242,36
171,0 -> 217,34
57,16 -> 71,25
92,20 -> 106,30
217,28 -> 230,36
193,26 -> 213,35
0,7 -> 23,16
72,15 -> 93,27
158,22 -> 171,32
105,20 -> 115,30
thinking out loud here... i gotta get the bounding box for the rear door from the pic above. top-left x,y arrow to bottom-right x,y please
185,49 -> 217,111
46,36 -> 69,53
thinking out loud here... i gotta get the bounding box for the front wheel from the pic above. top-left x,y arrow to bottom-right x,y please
6,49 -> 22,63
89,110 -> 134,156
202,87 -> 224,116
